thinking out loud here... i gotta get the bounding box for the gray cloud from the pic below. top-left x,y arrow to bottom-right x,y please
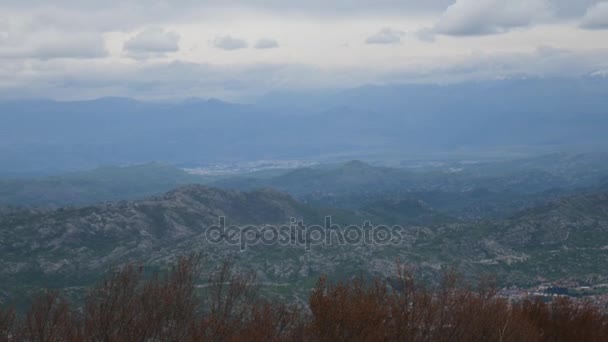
123,28 -> 180,59
0,31 -> 108,60
213,36 -> 248,50
365,28 -> 404,45
3,47 -> 607,102
1,0 -> 606,101
32,36 -> 108,59
415,28 -> 436,42
0,1 -> 455,16
429,0 -> 550,37
581,2 -> 608,29
550,0 -> 604,18
381,47 -> 608,84
1,0 -> 604,39
254,38 -> 279,49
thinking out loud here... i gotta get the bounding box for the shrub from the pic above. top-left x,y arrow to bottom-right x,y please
2,257 -> 608,341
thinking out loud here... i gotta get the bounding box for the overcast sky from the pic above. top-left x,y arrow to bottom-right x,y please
1,0 -> 607,101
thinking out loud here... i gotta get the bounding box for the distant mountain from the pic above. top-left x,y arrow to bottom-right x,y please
0,98 -> 259,175
215,160 -> 415,196
460,152 -> 608,186
2,155 -> 607,216
599,177 -> 608,192
2,78 -> 608,175
0,163 -> 210,207
214,158 -> 608,218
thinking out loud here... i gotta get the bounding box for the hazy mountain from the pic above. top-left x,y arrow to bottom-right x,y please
214,160 -> 415,195
0,163 -> 210,207
214,156 -> 608,218
2,78 -> 608,175
2,154 -> 607,219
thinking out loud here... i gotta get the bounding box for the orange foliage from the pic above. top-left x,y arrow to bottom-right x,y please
2,257 -> 608,341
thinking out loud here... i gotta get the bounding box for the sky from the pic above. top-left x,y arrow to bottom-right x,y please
1,0 -> 608,101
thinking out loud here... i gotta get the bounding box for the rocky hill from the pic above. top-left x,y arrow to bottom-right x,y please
420,193 -> 608,284
2,185 -> 608,307
0,185 -> 365,305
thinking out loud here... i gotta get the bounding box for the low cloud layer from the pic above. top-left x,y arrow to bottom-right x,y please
0,1 -> 455,18
365,28 -> 404,44
213,36 -> 248,50
2,46 -> 607,102
123,28 -> 180,59
0,30 -> 107,60
581,2 -> 608,29
254,38 -> 279,49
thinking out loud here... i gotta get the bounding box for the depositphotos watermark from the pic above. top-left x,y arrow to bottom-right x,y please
205,216 -> 416,251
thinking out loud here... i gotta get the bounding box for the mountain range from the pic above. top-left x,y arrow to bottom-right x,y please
2,78 -> 608,176
2,183 -> 608,308
3,154 -> 608,219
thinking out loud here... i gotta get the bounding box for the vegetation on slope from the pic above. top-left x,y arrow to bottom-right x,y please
2,255 -> 608,341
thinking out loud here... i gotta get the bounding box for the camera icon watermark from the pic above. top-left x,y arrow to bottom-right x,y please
205,216 -> 415,251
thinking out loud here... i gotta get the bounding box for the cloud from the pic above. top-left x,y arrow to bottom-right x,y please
254,38 -> 279,49
0,0 -> 606,101
429,0 -> 550,37
551,0 -> 604,18
381,47 -> 608,84
213,35 -> 248,50
4,45 -> 607,102
123,28 -> 180,59
365,28 -> 404,45
415,28 -> 436,42
581,2 -> 608,29
0,1 -> 455,19
33,36 -> 108,59
0,1 -> 603,36
0,30 -> 108,60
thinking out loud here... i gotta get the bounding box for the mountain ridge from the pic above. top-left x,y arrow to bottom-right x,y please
3,78 -> 608,175
2,184 -> 608,299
